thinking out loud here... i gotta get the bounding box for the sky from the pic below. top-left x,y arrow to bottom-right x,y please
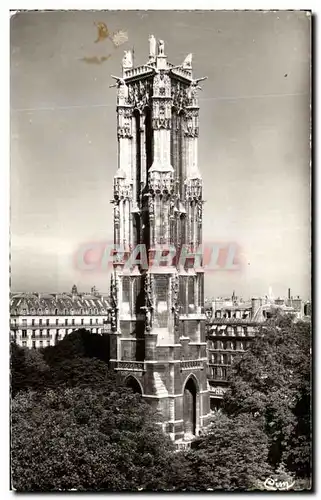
10,10 -> 311,299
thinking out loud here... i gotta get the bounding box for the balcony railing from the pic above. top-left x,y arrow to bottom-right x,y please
114,361 -> 145,372
208,317 -> 257,324
11,323 -> 106,330
180,360 -> 204,371
208,377 -> 229,383
208,363 -> 232,368
207,348 -> 245,353
207,331 -> 256,339
31,334 -> 51,339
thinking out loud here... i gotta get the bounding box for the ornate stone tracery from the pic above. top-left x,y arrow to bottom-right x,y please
114,204 -> 120,226
148,195 -> 155,220
117,106 -> 133,139
127,80 -> 153,108
153,72 -> 171,97
149,171 -> 175,195
114,178 -> 132,200
171,81 -> 189,111
152,100 -> 172,129
184,108 -> 199,138
110,273 -> 119,331
171,274 -> 180,310
197,201 -> 203,224
185,178 -> 202,201
145,273 -> 155,309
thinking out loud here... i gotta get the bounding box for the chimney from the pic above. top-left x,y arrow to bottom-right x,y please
251,297 -> 262,319
288,288 -> 291,300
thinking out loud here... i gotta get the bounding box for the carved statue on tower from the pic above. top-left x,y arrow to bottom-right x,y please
149,34 -> 156,60
110,75 -> 129,101
122,50 -> 133,69
182,53 -> 193,69
187,80 -> 202,100
158,39 -> 165,56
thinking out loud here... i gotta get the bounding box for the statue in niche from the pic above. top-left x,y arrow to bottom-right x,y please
145,308 -> 151,328
128,85 -> 135,104
134,83 -> 139,102
141,306 -> 152,331
173,305 -> 180,332
144,85 -> 150,105
187,81 -> 202,100
114,204 -> 120,224
145,274 -> 154,308
185,116 -> 194,136
118,83 -> 128,101
158,105 -> 166,127
139,81 -> 145,95
154,71 -> 170,97
197,202 -> 202,221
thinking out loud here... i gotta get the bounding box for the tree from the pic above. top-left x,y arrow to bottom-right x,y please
178,412 -> 271,491
11,386 -> 177,492
42,329 -> 110,367
10,342 -> 50,397
222,313 -> 311,477
49,356 -> 118,391
11,342 -> 115,396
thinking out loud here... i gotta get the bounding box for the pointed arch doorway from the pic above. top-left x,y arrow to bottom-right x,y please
183,376 -> 198,438
125,375 -> 143,395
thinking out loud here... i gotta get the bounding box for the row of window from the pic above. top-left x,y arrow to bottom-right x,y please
209,353 -> 236,365
15,308 -> 105,315
208,326 -> 256,337
19,327 -> 103,343
13,318 -> 104,327
208,367 -> 228,381
21,340 -> 51,348
19,326 -> 103,338
208,340 -> 251,351
213,311 -> 251,319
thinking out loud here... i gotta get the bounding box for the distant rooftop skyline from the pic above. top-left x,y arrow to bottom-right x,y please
10,10 -> 311,300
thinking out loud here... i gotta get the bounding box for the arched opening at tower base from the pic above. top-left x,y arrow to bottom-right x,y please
183,377 -> 197,438
125,375 -> 143,395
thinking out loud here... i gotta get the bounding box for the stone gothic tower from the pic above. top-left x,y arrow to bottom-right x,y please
109,37 -> 211,442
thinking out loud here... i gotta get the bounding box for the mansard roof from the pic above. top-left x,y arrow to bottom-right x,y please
10,292 -> 110,315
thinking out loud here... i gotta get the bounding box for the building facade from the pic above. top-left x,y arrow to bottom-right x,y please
10,286 -> 110,349
108,36 -> 211,442
205,291 -> 310,407
206,297 -> 262,407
